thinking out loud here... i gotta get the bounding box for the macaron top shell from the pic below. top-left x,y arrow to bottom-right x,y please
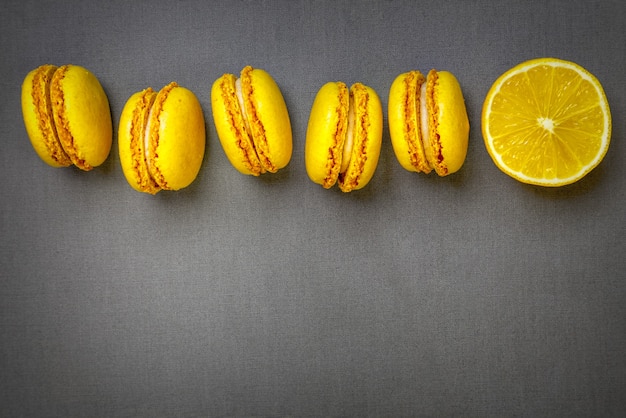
146,82 -> 206,191
240,66 -> 292,173
305,81 -> 349,188
387,70 -> 431,174
338,83 -> 383,192
425,70 -> 469,176
21,64 -> 71,167
118,88 -> 161,194
50,65 -> 112,170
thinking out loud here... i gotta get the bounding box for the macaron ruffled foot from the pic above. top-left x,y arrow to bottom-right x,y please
388,69 -> 469,176
118,82 -> 206,194
305,81 -> 383,192
211,66 -> 292,176
21,64 -> 112,170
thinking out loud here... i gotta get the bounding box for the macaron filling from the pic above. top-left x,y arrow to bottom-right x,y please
234,76 -> 266,172
419,80 -> 435,166
143,106 -> 155,172
235,78 -> 254,144
235,79 -> 247,130
340,94 -> 356,174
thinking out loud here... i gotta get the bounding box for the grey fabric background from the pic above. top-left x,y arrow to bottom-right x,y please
1,0 -> 625,416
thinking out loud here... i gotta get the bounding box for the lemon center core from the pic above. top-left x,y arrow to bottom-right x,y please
538,117 -> 555,133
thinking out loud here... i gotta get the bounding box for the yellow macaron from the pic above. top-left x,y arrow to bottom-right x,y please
21,64 -> 112,170
118,82 -> 206,194
305,81 -> 383,192
211,66 -> 292,176
388,69 -> 469,176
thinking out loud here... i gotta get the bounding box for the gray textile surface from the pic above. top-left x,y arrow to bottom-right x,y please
1,0 -> 625,416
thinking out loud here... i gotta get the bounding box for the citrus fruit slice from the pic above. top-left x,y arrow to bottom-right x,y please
482,58 -> 611,186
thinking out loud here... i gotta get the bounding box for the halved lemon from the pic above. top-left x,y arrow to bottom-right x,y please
482,58 -> 611,187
